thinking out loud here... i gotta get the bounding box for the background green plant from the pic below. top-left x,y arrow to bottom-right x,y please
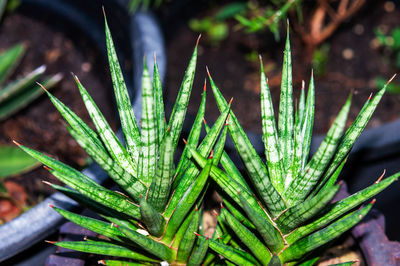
189,0 -> 302,44
374,27 -> 400,94
0,145 -> 40,193
0,44 -> 61,121
188,29 -> 398,265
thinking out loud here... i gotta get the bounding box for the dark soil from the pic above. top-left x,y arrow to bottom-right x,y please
164,1 -> 400,135
0,12 -> 116,220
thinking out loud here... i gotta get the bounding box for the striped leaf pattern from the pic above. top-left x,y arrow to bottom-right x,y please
139,62 -> 158,185
104,17 -> 140,162
260,57 -> 284,193
15,14 -> 398,265
278,29 -> 294,173
15,15 -> 223,265
195,26 -> 398,265
208,72 -> 286,216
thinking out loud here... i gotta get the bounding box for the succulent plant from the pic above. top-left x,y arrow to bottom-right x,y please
14,15 -> 229,265
188,29 -> 399,265
0,43 -> 61,121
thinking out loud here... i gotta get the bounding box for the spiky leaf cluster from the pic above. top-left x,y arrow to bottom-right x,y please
15,16 -> 228,265
189,29 -> 399,265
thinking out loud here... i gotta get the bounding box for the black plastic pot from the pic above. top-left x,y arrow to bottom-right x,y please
0,0 -> 165,262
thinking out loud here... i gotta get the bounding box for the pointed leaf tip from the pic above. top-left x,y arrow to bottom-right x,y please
36,82 -> 48,92
387,74 -> 397,85
209,150 -> 214,159
229,97 -> 234,105
225,114 -> 230,125
203,118 -> 207,125
183,138 -> 188,145
98,260 -> 106,265
42,180 -> 52,186
196,34 -> 202,47
203,78 -> 207,91
371,198 -> 376,204
48,204 -> 54,208
12,140 -> 21,146
45,240 -> 56,244
375,169 -> 386,184
206,66 -> 211,77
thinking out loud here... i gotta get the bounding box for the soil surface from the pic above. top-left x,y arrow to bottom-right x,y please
0,13 -> 116,222
164,1 -> 400,135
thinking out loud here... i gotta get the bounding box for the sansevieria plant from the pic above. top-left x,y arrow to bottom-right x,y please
14,14 -> 229,265
188,27 -> 399,265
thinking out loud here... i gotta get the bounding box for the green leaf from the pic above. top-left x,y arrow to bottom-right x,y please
188,237 -> 209,266
205,122 -> 250,190
50,183 -> 137,230
174,82 -> 206,187
51,206 -> 128,242
278,29 -> 294,174
268,254 -> 282,266
118,225 -> 173,261
16,143 -> 141,219
259,56 -> 283,192
104,16 -> 141,163
221,208 -> 272,265
286,172 -> 400,244
139,197 -> 165,237
171,207 -> 196,249
44,88 -> 106,156
167,42 -> 198,152
74,76 -> 136,175
0,65 -> 45,104
51,240 -> 158,262
66,126 -> 147,201
0,43 -> 25,86
208,72 -> 286,216
281,203 -> 373,262
284,94 -> 351,205
301,73 -> 315,169
222,197 -> 255,230
99,260 -> 151,266
187,146 -> 271,221
238,193 -> 284,252
315,85 -> 388,193
49,168 -> 140,219
177,207 -> 201,262
139,61 -> 158,185
147,132 -> 174,212
277,184 -> 340,233
165,105 -> 229,218
163,158 -> 212,242
0,73 -> 61,121
0,145 -> 40,178
153,59 -> 166,145
203,236 -> 259,265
